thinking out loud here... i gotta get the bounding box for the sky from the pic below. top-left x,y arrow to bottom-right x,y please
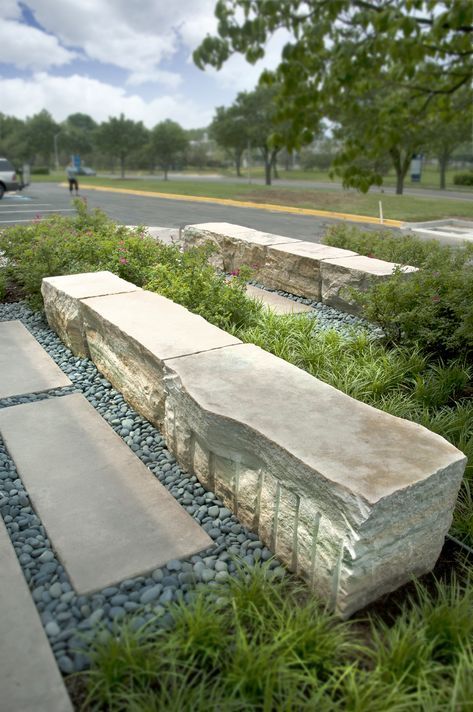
0,1 -> 291,129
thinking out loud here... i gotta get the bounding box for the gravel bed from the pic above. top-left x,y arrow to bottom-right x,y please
0,301 -> 284,674
248,280 -> 384,339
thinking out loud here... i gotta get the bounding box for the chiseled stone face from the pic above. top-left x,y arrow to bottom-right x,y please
182,223 -> 417,311
320,257 -> 417,313
163,343 -> 466,617
41,271 -> 140,357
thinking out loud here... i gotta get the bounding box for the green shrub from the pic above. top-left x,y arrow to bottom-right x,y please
453,172 -> 473,186
0,200 -> 164,308
30,166 -> 50,175
145,244 -> 262,330
322,224 -> 473,268
356,264 -> 473,360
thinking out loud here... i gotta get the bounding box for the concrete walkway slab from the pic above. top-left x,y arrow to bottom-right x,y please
0,393 -> 212,594
0,320 -> 72,399
0,517 -> 73,712
246,285 -> 313,314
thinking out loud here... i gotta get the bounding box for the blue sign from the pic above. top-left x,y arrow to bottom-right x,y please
73,154 -> 81,170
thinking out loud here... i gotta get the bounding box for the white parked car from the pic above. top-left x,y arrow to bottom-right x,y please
0,157 -> 20,198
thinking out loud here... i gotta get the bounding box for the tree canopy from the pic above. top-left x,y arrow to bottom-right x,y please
95,114 -> 148,178
194,0 -> 473,192
151,120 -> 188,180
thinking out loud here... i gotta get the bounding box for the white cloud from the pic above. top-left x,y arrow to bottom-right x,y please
0,18 -> 75,70
126,69 -> 183,89
0,72 -> 213,129
205,28 -> 293,93
20,0 -> 218,73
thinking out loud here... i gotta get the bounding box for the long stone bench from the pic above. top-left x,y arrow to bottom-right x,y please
182,222 -> 416,312
41,272 -> 466,617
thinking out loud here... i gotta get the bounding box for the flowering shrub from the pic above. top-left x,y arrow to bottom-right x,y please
145,243 -> 262,330
0,200 -> 163,308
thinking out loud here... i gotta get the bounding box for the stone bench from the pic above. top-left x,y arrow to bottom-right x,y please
182,222 -> 416,312
41,272 -> 466,617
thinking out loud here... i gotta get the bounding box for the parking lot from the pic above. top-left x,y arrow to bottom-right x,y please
0,182 -> 391,244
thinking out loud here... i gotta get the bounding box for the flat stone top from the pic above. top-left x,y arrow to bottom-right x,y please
269,241 -> 357,261
185,222 -> 300,247
0,320 -> 72,399
0,394 -> 212,594
0,518 -> 73,712
82,289 -> 241,361
322,255 -> 417,275
166,344 -> 465,504
42,270 -> 139,299
246,285 -> 313,314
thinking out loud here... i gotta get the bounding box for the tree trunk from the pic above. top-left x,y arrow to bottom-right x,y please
389,148 -> 411,195
271,151 -> 279,179
263,148 -> 272,185
235,150 -> 242,177
120,155 -> 125,179
439,152 -> 449,190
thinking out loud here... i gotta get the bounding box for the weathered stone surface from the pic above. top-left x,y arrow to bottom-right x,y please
126,225 -> 182,245
246,285 -> 314,314
81,289 -> 241,426
0,517 -> 73,712
182,222 -> 299,273
262,242 -> 357,299
0,394 -> 212,594
320,256 -> 417,313
163,343 -> 466,617
0,320 -> 71,398
182,222 -> 417,310
41,271 -> 140,357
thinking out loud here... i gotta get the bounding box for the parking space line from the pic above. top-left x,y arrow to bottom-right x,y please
0,203 -> 53,208
0,209 -> 75,215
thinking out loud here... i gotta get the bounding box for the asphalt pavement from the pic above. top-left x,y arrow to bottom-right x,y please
0,183 -> 379,243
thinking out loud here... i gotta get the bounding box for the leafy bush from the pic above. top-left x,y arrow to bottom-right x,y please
453,172 -> 473,186
0,200 -> 166,308
30,166 -> 50,175
356,264 -> 473,361
145,244 -> 262,330
323,224 -> 473,268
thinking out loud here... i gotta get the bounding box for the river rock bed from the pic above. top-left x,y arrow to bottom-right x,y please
247,280 -> 384,338
0,300 -> 284,674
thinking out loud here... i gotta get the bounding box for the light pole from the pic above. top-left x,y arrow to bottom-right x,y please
53,132 -> 60,171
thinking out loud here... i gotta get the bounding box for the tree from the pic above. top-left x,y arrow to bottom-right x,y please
95,114 -> 148,178
0,114 -> 29,167
61,113 -> 97,159
231,85 -> 292,185
194,1 -> 472,191
210,105 -> 248,176
24,110 -> 59,166
424,86 -> 473,189
151,120 -> 188,180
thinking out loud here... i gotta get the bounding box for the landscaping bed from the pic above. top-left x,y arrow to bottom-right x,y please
1,203 -> 472,709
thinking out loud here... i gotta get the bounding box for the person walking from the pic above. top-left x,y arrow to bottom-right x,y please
66,162 -> 79,195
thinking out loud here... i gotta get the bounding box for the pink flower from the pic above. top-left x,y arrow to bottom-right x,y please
431,295 -> 440,303
119,257 -> 128,265
230,269 -> 240,277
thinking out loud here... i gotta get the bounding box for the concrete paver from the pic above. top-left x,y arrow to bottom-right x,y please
0,517 -> 73,712
246,285 -> 313,314
0,320 -> 72,399
0,393 -> 212,594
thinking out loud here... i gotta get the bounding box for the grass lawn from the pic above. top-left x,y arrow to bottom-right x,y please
64,175 -> 473,222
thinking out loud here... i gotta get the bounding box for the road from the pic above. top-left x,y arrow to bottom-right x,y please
0,183 -> 386,243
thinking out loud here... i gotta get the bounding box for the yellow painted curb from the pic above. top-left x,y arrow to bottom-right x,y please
60,183 -> 404,228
